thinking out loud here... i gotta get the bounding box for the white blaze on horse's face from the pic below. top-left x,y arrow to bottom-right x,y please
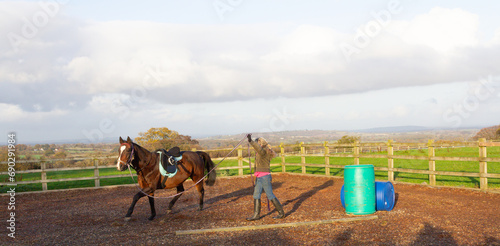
117,145 -> 127,170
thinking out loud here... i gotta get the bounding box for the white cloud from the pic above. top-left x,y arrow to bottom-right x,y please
3,4 -> 499,108
86,93 -> 130,114
391,105 -> 409,117
0,104 -> 24,121
388,7 -> 480,52
62,22 -> 195,94
262,25 -> 347,75
491,28 -> 500,45
0,103 -> 67,122
2,2 -> 500,142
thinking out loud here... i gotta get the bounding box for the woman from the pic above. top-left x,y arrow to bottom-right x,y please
246,134 -> 285,221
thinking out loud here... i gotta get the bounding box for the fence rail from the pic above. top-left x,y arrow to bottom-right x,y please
1,138 -> 499,192
277,138 -> 500,190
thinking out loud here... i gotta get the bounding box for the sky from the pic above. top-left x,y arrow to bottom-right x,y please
1,0 -> 500,143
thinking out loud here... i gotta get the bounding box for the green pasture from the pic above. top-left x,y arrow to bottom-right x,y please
1,146 -> 499,192
256,146 -> 499,188
0,167 -> 136,193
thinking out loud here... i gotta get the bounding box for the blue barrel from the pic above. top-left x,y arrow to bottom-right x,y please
340,184 -> 345,208
343,164 -> 375,215
340,181 -> 395,211
375,181 -> 395,211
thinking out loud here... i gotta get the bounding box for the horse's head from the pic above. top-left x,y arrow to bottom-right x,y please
116,136 -> 135,171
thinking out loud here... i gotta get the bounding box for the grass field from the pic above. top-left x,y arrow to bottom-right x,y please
1,146 -> 499,193
0,167 -> 137,193
218,146 -> 500,189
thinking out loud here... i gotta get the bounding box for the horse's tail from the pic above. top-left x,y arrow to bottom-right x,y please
197,151 -> 216,186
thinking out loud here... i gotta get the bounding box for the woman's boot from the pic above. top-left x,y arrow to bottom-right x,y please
246,199 -> 261,221
271,198 -> 285,219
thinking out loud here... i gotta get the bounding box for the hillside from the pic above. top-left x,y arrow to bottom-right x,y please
472,124 -> 500,140
197,128 -> 481,149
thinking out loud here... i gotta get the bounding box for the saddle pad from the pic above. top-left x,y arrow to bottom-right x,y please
157,151 -> 179,178
159,163 -> 177,178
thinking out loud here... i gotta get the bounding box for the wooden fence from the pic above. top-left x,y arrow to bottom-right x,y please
1,139 -> 499,192
275,138 -> 500,190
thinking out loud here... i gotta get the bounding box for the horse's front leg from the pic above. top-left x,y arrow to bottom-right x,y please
125,191 -> 146,221
167,184 -> 184,214
147,194 -> 156,221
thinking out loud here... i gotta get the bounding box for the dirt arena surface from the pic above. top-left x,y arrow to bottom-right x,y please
2,173 -> 500,245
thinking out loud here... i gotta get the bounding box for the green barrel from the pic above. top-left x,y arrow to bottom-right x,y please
343,164 -> 376,215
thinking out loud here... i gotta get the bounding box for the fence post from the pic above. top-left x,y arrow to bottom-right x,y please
354,141 -> 360,165
300,142 -> 306,174
428,139 -> 436,186
94,159 -> 100,187
324,141 -> 330,176
479,138 -> 488,190
238,145 -> 243,176
280,143 -> 286,173
387,140 -> 394,182
41,161 -> 47,191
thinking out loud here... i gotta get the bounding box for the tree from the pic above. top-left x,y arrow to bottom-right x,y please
44,148 -> 55,157
472,125 -> 500,140
0,146 -> 7,162
54,150 -> 67,159
337,135 -> 360,144
16,144 -> 28,151
134,127 -> 201,151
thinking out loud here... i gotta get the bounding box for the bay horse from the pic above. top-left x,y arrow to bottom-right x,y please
116,136 -> 216,221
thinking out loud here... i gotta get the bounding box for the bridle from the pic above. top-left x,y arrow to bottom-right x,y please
118,142 -> 135,169
119,142 -> 157,174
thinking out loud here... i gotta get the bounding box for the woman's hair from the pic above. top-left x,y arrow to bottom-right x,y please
257,137 -> 276,158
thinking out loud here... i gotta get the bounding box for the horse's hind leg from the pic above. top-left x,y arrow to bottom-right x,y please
167,184 -> 184,214
196,182 -> 205,211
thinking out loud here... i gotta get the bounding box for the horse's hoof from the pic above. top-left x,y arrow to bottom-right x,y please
124,217 -> 131,222
148,213 -> 156,221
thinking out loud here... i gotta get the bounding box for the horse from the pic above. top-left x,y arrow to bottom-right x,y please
116,136 -> 216,221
